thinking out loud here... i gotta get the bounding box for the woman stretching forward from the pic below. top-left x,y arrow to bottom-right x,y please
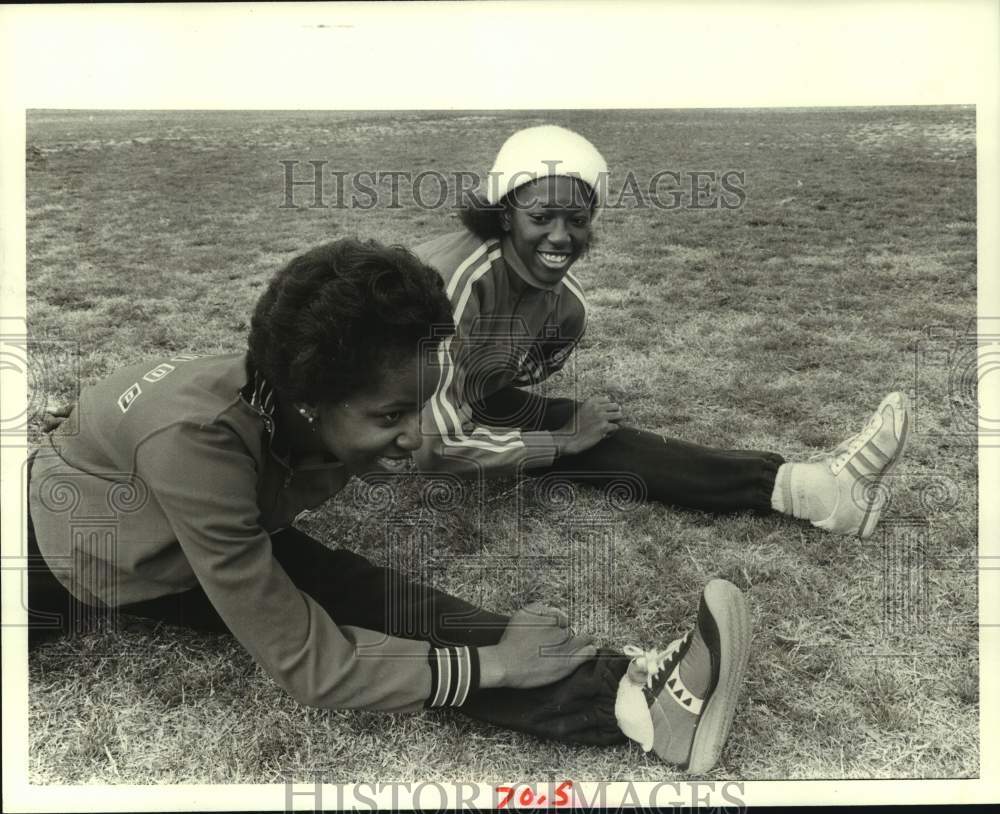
28,238 -> 753,772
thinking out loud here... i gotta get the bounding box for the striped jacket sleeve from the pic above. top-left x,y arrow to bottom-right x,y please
416,243 -> 560,476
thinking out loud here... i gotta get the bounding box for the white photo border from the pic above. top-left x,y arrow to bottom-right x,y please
1,1 -> 997,810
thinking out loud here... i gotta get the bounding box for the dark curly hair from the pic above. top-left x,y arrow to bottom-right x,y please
458,190 -> 507,241
248,238 -> 455,406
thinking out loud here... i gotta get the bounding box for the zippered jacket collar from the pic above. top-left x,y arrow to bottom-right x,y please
240,356 -> 290,466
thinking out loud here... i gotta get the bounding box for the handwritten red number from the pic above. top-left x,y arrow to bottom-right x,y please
498,781 -> 571,808
554,780 -> 572,806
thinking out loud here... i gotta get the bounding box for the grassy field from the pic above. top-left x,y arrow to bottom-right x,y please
24,107 -> 977,783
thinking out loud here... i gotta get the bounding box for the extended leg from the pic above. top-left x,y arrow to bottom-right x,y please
473,388 -> 783,514
474,386 -> 911,536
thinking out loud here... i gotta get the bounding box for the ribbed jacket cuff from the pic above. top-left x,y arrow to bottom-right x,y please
425,645 -> 480,708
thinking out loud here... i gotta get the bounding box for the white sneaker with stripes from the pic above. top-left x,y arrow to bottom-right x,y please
813,391 -> 911,539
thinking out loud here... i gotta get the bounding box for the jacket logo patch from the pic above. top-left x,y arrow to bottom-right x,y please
117,383 -> 142,413
142,363 -> 175,383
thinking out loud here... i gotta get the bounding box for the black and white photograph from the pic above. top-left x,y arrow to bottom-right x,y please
1,2 -> 997,811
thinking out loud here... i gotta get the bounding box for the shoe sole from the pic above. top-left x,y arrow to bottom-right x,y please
857,392 -> 911,540
686,579 -> 752,774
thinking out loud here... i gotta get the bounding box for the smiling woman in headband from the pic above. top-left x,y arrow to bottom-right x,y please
413,124 -> 911,540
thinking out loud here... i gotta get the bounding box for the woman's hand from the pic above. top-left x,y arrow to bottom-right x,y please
479,603 -> 597,689
555,396 -> 624,457
41,402 -> 74,433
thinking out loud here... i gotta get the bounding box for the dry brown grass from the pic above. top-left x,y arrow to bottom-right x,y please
25,107 -> 978,783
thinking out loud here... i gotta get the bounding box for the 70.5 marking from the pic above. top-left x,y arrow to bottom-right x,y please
496,781 -> 573,808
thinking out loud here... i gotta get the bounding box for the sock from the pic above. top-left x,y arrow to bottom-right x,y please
771,462 -> 838,522
770,463 -> 794,514
615,675 -> 654,750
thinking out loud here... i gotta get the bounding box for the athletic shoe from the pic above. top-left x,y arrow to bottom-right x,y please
616,579 -> 752,773
813,391 -> 910,539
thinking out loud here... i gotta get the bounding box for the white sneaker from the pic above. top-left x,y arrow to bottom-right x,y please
813,391 -> 911,538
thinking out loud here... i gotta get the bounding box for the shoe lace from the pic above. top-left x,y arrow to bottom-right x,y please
623,634 -> 686,690
808,409 -> 883,471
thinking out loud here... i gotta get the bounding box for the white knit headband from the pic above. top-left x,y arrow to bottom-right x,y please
485,125 -> 609,208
